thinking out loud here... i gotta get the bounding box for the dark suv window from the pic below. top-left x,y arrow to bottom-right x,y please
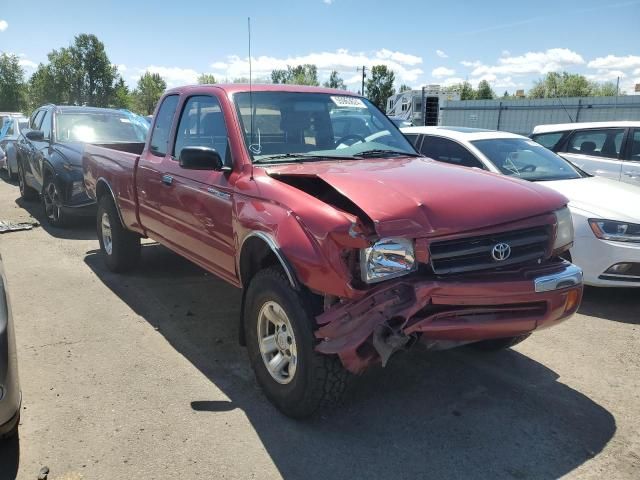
31,110 -> 45,130
567,128 -> 624,159
41,110 -> 52,140
420,136 -> 484,168
174,95 -> 228,162
149,95 -> 179,156
628,129 -> 640,162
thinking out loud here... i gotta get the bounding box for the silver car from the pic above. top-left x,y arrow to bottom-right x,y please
0,254 -> 20,440
531,121 -> 640,186
0,117 -> 29,180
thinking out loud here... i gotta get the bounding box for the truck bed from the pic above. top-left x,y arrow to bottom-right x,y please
82,143 -> 144,232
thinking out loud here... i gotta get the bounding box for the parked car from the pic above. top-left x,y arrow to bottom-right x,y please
0,117 -> 29,180
530,121 -> 640,186
402,126 -> 640,287
83,84 -> 582,418
0,253 -> 20,440
16,105 -> 149,227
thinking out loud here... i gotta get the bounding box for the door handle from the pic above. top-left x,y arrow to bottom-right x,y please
161,174 -> 173,185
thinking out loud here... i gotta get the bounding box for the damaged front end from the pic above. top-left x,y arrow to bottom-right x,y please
315,261 -> 583,374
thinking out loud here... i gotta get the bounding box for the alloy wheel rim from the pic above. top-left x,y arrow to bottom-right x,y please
18,166 -> 24,194
257,300 -> 298,384
43,181 -> 61,222
101,212 -> 113,255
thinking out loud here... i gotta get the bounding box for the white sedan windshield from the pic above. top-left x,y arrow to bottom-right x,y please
472,138 -> 583,181
233,92 -> 417,162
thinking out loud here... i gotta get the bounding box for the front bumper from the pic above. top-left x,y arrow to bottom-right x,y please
572,234 -> 640,287
61,200 -> 97,218
315,261 -> 583,373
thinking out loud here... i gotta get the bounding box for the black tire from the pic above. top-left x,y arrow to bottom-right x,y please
18,161 -> 38,201
470,333 -> 531,351
97,195 -> 141,272
0,412 -> 19,441
42,172 -> 67,228
244,267 -> 348,418
6,149 -> 17,181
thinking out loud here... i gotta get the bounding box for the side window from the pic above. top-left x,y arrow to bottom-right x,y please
628,129 -> 640,162
420,136 -> 484,168
532,132 -> 564,150
31,110 -> 45,130
173,95 -> 228,162
6,122 -> 14,136
40,110 -> 52,140
567,128 -> 625,159
149,95 -> 179,156
403,133 -> 420,147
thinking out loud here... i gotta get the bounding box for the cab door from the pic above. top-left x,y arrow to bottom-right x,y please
621,128 -> 640,185
137,93 -> 236,279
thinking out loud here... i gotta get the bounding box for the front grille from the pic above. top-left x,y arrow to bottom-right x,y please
429,226 -> 550,275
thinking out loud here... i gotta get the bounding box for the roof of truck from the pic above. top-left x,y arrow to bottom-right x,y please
165,83 -> 356,97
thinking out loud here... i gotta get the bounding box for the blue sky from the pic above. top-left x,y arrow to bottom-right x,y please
1,0 -> 640,94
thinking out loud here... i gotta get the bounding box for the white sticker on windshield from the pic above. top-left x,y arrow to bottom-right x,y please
525,140 -> 538,146
119,118 -> 131,123
330,96 -> 367,108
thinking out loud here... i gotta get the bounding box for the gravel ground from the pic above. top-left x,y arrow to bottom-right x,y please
0,175 -> 637,480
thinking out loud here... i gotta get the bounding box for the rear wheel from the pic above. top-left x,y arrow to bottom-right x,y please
42,174 -> 66,227
244,267 -> 348,418
97,195 -> 141,272
470,333 -> 531,351
18,162 -> 38,201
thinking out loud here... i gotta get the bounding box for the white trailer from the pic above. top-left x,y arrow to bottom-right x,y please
386,85 -> 460,126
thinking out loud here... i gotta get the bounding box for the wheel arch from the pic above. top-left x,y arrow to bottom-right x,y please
95,178 -> 126,228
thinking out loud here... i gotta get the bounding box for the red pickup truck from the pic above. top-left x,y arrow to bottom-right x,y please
83,84 -> 583,417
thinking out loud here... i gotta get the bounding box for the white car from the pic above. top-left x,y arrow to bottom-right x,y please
402,126 -> 640,287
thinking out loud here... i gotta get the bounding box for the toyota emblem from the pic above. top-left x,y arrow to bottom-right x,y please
491,243 -> 511,261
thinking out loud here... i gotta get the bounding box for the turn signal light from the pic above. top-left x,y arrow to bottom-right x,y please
564,289 -> 581,313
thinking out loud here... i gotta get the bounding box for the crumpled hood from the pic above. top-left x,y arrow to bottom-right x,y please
265,157 -> 568,237
539,176 -> 640,223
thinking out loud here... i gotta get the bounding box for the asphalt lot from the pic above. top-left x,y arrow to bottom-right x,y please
0,174 -> 637,480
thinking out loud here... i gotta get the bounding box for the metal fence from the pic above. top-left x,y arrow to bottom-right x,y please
439,96 -> 640,135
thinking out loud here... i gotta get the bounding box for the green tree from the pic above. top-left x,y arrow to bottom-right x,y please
445,81 -> 476,100
270,65 -> 319,86
324,70 -> 346,89
399,84 -> 411,93
592,81 -> 619,96
197,73 -> 217,84
366,65 -> 395,109
527,72 -> 619,98
112,77 -> 132,109
0,53 -> 27,111
271,69 -> 288,84
476,80 -> 495,100
133,72 -> 167,115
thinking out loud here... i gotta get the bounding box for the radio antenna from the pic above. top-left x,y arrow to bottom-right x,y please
248,17 -> 255,146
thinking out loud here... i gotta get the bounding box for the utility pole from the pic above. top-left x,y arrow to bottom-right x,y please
357,66 -> 367,96
614,76 -> 620,114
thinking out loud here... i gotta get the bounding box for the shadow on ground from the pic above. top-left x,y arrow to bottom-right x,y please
579,286 -> 639,324
0,434 -> 20,480
84,244 -> 616,479
13,197 -> 95,241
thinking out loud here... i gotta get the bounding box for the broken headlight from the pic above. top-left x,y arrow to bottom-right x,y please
360,237 -> 416,284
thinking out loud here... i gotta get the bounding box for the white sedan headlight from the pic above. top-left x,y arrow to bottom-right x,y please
360,237 -> 416,284
553,207 -> 574,251
589,219 -> 640,243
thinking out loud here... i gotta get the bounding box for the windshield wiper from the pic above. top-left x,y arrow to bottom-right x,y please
253,153 -> 357,164
352,149 -> 421,158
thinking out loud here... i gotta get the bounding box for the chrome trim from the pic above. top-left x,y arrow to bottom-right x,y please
207,187 -> 231,200
239,231 -> 299,289
534,263 -> 583,292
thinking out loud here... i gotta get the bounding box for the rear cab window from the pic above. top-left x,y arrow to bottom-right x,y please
149,95 -> 180,156
566,128 -> 625,159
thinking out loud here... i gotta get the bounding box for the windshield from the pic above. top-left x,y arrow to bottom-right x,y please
471,138 -> 583,181
233,92 -> 418,162
56,112 -> 149,143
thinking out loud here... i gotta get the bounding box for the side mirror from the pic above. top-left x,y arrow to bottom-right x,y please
25,130 -> 45,141
179,146 -> 230,171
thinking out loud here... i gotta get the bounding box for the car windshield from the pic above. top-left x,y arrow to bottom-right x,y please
56,112 -> 149,143
471,138 -> 583,181
233,91 -> 418,163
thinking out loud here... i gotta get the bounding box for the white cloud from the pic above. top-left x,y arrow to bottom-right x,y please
0,20 -> 7,32
209,48 -> 424,85
471,48 -> 584,76
501,50 -> 511,57
436,50 -> 448,59
439,77 -> 465,87
586,69 -> 626,82
18,58 -> 37,69
432,66 -> 455,78
323,0 -> 334,4
117,64 -> 127,73
461,60 -> 482,68
587,54 -> 640,71
136,65 -> 200,87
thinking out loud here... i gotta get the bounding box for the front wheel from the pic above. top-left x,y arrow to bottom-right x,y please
18,162 -> 38,201
244,267 -> 348,418
42,175 -> 66,227
97,195 -> 141,272
470,333 -> 531,351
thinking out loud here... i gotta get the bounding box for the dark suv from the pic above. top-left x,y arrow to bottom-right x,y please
16,105 -> 149,227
